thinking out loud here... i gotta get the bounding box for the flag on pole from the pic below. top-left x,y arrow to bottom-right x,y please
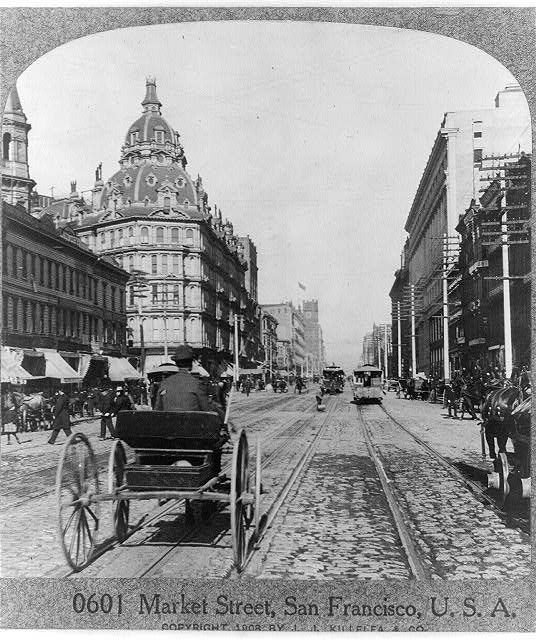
298,282 -> 306,291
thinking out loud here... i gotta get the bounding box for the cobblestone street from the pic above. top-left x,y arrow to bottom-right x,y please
0,388 -> 530,579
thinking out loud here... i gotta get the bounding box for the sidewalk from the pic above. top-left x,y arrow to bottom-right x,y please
381,392 -> 492,474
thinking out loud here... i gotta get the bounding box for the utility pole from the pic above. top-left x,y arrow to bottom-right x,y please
384,324 -> 388,378
502,206 -> 513,378
397,301 -> 402,377
377,336 -> 381,371
163,284 -> 169,361
233,314 -> 239,387
410,284 -> 417,376
442,233 -> 450,382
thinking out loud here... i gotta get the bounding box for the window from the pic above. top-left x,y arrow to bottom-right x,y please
163,196 -> 171,210
156,227 -> 164,243
111,286 -> 116,311
118,229 -> 123,245
129,287 -> 135,306
3,132 -> 10,160
69,269 -> 74,295
162,254 -> 168,274
185,228 -> 194,245
102,284 -> 107,309
39,258 -> 45,286
173,284 -> 180,303
151,255 -> 157,274
110,230 -> 115,247
172,254 -> 180,275
155,130 -> 164,144
152,284 -> 158,304
171,228 -> 179,244
130,131 -> 139,145
129,255 -> 134,272
473,148 -> 483,164
474,131 -> 482,138
141,227 -> 149,244
30,254 -> 36,279
128,227 -> 134,244
141,255 -> 148,273
21,251 -> 27,278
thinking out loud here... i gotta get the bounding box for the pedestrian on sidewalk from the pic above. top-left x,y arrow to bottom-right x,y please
444,382 -> 459,419
48,389 -> 73,444
86,388 -> 96,417
2,385 -> 21,445
114,386 -> 133,413
99,386 -> 116,440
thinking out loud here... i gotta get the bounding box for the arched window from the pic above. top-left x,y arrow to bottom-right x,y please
171,228 -> 179,244
156,227 -> 164,243
141,227 -> 149,244
128,227 -> 134,245
172,254 -> 180,275
151,255 -> 158,274
129,255 -> 134,272
110,230 -> 115,247
185,228 -> 194,245
161,254 -> 168,274
2,132 -> 10,160
163,196 -> 171,210
118,229 -> 123,245
140,254 -> 148,273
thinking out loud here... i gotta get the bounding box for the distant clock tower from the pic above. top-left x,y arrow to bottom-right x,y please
2,85 -> 36,212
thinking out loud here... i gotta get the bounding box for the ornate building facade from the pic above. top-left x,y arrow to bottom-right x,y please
41,78 -> 261,374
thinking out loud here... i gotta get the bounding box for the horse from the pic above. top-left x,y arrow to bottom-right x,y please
480,378 -> 530,460
13,392 -> 50,431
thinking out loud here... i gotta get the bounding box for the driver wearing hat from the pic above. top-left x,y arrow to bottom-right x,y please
154,344 -> 224,421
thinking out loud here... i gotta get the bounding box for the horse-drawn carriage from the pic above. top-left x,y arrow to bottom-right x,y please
55,410 -> 262,572
483,377 -> 531,504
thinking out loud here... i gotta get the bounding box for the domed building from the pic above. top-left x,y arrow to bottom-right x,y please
42,78 -> 262,374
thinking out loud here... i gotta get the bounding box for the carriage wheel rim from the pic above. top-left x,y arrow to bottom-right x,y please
231,430 -> 248,570
56,432 -> 100,571
108,440 -> 130,542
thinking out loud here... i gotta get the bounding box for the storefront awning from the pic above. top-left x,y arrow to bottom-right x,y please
143,354 -> 174,376
239,368 -> 264,376
38,349 -> 81,383
1,348 -> 39,384
108,356 -> 143,382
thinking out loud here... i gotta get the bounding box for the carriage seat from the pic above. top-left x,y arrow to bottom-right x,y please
115,410 -> 224,451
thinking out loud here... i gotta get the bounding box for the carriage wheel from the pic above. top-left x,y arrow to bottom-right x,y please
230,429 -> 249,571
496,452 -> 510,503
254,438 -> 262,536
107,440 -> 129,543
56,433 -> 100,571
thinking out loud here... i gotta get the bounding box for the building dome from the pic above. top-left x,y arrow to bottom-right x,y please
101,161 -> 197,209
97,77 -> 204,213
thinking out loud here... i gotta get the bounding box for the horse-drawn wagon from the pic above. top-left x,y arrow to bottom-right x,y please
55,410 -> 262,572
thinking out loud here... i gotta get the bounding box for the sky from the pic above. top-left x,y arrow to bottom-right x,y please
14,21 -> 523,371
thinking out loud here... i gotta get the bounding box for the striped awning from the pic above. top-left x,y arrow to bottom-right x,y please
38,349 -> 81,383
108,357 -> 143,382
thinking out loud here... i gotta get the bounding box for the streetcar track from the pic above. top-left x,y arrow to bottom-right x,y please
355,407 -> 428,580
378,403 -> 529,532
238,395 -> 341,577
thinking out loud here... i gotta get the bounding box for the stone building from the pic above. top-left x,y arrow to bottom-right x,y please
393,85 -> 531,378
40,78 -> 261,374
260,310 -> 278,378
454,153 -> 531,372
1,86 -> 35,212
261,302 -> 305,373
302,299 -> 325,376
2,201 -> 130,380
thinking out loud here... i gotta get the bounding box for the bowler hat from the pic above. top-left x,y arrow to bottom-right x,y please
173,344 -> 194,362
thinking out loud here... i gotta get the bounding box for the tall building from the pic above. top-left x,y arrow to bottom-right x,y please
1,86 -> 36,212
361,323 -> 392,374
40,78 -> 261,374
392,85 -> 531,378
261,301 -> 305,372
302,299 -> 325,375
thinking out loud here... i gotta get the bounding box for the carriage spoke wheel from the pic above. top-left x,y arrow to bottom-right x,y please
56,433 -> 100,571
230,430 -> 249,571
108,440 -> 129,543
496,452 -> 510,503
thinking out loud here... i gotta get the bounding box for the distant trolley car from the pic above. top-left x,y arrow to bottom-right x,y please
321,366 -> 345,395
352,365 -> 384,404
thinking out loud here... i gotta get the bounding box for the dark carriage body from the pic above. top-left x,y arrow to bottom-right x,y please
115,410 -> 226,490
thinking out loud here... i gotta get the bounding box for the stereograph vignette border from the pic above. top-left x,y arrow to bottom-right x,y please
0,5 -> 535,632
